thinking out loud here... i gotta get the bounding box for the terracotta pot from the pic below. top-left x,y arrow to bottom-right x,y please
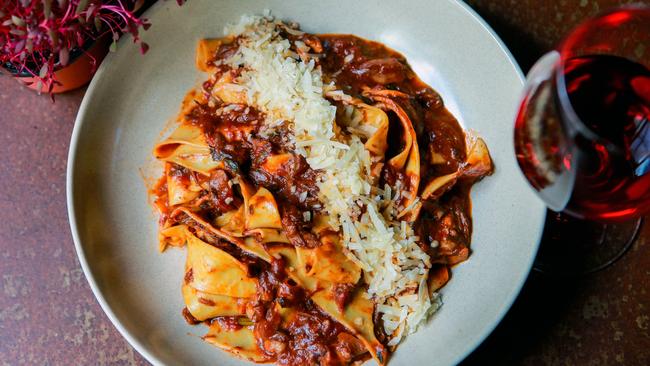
9,35 -> 111,94
4,1 -> 153,94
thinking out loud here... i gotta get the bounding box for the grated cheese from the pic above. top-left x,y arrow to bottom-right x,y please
221,14 -> 437,345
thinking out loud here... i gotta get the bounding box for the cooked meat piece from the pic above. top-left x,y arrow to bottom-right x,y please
281,205 -> 321,248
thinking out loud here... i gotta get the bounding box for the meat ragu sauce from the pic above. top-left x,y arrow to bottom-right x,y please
253,256 -> 364,365
319,35 -> 479,264
152,30 -> 491,366
170,208 -> 368,365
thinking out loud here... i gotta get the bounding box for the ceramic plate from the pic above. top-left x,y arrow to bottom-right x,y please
67,1 -> 545,365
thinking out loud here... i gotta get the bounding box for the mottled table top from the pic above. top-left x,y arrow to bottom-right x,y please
0,0 -> 648,365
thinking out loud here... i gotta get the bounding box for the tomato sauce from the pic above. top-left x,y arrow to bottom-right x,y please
158,32 -> 491,366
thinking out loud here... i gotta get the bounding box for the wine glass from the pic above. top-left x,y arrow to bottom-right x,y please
514,5 -> 649,275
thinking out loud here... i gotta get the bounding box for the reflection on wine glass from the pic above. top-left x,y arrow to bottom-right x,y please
514,5 -> 649,275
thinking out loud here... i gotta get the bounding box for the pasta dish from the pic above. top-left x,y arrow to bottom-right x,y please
151,14 -> 492,365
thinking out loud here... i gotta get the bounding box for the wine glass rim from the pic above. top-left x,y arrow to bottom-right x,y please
553,4 -> 649,150
558,4 -> 650,61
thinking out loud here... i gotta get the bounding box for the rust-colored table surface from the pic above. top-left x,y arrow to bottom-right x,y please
1,1 -> 648,365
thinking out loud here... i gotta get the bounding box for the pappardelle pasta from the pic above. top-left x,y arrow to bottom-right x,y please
151,14 -> 492,366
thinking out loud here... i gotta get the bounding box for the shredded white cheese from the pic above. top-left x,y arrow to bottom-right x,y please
221,14 -> 437,345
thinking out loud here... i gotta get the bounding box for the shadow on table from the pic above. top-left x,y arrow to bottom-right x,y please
460,272 -> 581,365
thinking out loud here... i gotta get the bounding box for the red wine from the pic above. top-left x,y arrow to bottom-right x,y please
515,54 -> 650,221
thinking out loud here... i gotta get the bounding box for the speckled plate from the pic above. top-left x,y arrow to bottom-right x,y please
66,1 -> 545,365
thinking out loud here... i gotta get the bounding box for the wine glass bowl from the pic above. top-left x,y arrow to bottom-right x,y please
514,5 -> 649,274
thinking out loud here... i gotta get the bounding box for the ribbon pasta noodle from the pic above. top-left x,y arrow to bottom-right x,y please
150,14 -> 493,366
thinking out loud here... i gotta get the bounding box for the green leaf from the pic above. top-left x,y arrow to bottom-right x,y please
109,41 -> 117,53
75,0 -> 89,15
43,0 -> 52,19
94,16 -> 102,32
9,29 -> 25,36
11,15 -> 25,27
39,63 -> 49,79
